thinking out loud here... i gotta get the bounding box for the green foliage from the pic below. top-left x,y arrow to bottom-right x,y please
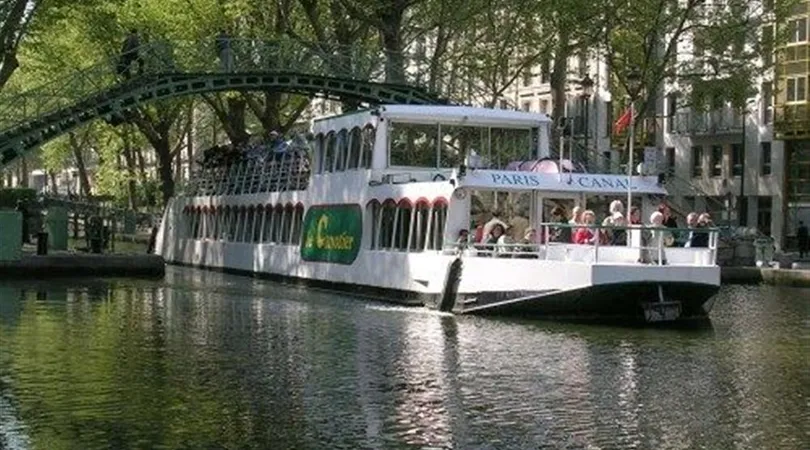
0,188 -> 36,209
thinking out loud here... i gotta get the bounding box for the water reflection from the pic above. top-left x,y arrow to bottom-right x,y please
0,270 -> 807,449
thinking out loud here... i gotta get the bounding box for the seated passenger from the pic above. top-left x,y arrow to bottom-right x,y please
548,206 -> 571,243
573,210 -> 598,245
484,223 -> 509,257
456,229 -> 470,250
610,213 -> 627,246
516,228 -> 539,258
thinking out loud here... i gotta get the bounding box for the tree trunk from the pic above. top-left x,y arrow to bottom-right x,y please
550,33 -> 571,145
122,132 -> 139,210
154,136 -> 175,205
18,157 -> 28,187
48,170 -> 58,194
68,132 -> 93,198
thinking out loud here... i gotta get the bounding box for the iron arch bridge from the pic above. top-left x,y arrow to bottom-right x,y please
0,38 -> 454,168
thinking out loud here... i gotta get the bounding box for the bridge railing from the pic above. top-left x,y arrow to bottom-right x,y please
0,37 -> 473,132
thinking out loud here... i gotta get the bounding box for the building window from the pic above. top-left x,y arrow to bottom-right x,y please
786,76 -> 806,103
540,99 -> 549,114
761,142 -> 772,175
692,146 -> 704,177
605,101 -> 613,136
731,143 -> 743,177
762,82 -> 773,124
757,196 -> 772,236
522,101 -> 531,112
789,17 -> 807,44
711,145 -> 723,177
498,99 -> 508,110
666,93 -> 677,133
522,67 -> 532,87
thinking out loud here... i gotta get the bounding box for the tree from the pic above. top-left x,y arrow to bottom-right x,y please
598,0 -> 790,126
0,0 -> 42,90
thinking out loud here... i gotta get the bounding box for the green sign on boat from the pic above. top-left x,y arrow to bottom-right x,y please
300,204 -> 363,264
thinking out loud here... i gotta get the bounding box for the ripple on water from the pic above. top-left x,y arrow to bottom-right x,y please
0,269 -> 807,449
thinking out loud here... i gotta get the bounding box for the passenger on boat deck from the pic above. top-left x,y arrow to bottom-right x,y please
519,228 -> 540,256
548,206 -> 571,243
600,216 -> 614,244
646,211 -> 671,263
684,212 -> 699,248
629,206 -> 642,225
456,229 -> 470,249
569,206 -> 583,225
689,213 -> 712,248
573,210 -> 599,245
268,131 -> 289,154
609,199 -> 624,216
658,204 -> 678,228
482,211 -> 508,241
610,213 -> 627,246
649,211 -> 675,247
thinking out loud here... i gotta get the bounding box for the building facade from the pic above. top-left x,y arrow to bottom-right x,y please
774,0 -> 810,250
501,44 -> 791,249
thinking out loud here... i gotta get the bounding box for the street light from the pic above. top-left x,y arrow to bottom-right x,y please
625,70 -> 642,222
579,74 -> 595,162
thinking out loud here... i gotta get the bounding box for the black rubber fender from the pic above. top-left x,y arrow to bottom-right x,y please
439,258 -> 463,312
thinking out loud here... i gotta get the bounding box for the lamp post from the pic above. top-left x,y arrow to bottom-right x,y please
579,74 -> 594,164
625,70 -> 642,222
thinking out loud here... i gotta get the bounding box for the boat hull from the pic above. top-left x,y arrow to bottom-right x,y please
457,282 -> 719,322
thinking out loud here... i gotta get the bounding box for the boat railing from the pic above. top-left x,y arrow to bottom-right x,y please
444,224 -> 720,267
185,149 -> 311,197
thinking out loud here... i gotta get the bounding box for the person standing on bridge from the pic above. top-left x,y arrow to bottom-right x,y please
216,30 -> 233,72
118,29 -> 143,78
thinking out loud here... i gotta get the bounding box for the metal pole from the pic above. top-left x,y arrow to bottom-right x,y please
626,101 -> 635,223
739,108 -> 747,226
584,98 -> 590,164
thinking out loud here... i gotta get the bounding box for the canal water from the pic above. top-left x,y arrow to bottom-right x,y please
0,268 -> 807,450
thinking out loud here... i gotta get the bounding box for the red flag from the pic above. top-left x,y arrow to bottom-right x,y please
613,108 -> 633,135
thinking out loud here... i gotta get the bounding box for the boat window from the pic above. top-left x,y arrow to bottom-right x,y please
388,123 -> 534,169
252,205 -> 263,242
314,133 -> 324,174
389,122 -> 438,167
236,207 -> 246,242
223,208 -> 233,241
347,127 -> 361,169
411,201 -> 431,251
470,190 -> 532,243
394,201 -> 412,251
440,125 -> 484,169
323,132 -> 335,173
189,209 -> 198,238
291,205 -> 304,245
379,200 -> 397,249
280,205 -> 293,244
367,201 -> 381,249
428,202 -> 447,250
361,125 -> 375,168
269,205 -> 282,243
490,128 -> 533,168
262,205 -> 274,242
334,129 -> 348,172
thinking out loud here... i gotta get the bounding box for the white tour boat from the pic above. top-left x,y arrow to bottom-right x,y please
155,105 -> 721,322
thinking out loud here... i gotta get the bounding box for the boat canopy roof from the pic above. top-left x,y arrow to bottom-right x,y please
458,170 -> 668,196
311,105 -> 552,134
378,105 -> 552,127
